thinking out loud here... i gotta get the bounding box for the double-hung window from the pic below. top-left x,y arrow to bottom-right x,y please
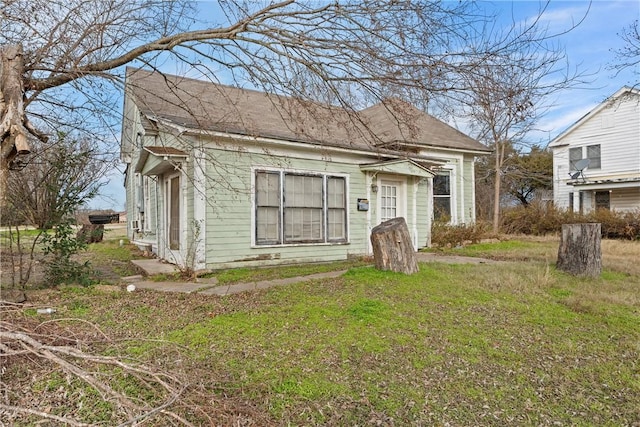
569,147 -> 582,171
433,172 -> 451,221
255,170 -> 347,245
569,145 -> 601,170
586,144 -> 601,169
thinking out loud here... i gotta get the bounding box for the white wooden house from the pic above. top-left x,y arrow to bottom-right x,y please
549,87 -> 640,213
120,68 -> 489,270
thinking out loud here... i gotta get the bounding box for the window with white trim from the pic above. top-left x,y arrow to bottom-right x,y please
569,145 -> 601,171
569,147 -> 582,171
433,172 -> 451,221
586,144 -> 601,169
255,170 -> 347,245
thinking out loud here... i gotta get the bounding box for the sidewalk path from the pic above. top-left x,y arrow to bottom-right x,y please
127,253 -> 496,295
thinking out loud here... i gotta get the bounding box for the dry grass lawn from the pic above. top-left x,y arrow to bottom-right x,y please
1,237 -> 639,426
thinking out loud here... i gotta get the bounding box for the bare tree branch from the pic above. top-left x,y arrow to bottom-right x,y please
0,320 -> 191,425
0,403 -> 93,427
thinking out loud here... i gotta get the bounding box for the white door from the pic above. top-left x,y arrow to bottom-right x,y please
379,178 -> 406,223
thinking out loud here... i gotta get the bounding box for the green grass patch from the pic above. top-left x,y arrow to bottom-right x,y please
6,240 -> 640,425
434,238 -> 559,262
88,239 -> 136,262
209,259 -> 369,284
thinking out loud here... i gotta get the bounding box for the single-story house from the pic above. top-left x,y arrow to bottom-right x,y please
549,86 -> 640,212
120,68 -> 490,270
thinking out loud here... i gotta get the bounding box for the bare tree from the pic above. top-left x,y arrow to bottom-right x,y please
1,0 -> 574,205
611,19 -> 640,80
450,7 -> 588,231
0,1 -> 589,423
8,132 -> 111,229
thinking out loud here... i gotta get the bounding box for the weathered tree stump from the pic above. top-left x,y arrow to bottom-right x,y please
370,217 -> 419,274
1,288 -> 27,303
77,224 -> 104,243
556,223 -> 602,278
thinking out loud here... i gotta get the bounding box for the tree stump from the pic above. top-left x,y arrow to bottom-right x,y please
556,223 -> 602,278
1,288 -> 27,303
77,224 -> 104,243
370,217 -> 419,274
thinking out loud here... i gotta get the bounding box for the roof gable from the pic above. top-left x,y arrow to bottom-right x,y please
125,68 -> 488,154
359,159 -> 435,178
359,98 -> 487,151
549,86 -> 640,147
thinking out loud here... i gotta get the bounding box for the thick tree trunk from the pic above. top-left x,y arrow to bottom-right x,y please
1,44 -> 30,209
492,141 -> 505,233
370,217 -> 419,274
556,223 -> 602,278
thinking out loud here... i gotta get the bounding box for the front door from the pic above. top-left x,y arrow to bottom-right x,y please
379,178 -> 406,223
168,176 -> 180,249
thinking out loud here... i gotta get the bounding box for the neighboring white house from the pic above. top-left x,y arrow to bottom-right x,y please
120,68 -> 490,270
549,86 -> 640,213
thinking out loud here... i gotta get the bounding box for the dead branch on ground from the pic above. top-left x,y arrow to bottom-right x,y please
0,316 -> 196,425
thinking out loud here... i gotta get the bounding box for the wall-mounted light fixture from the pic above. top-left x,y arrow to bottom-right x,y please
371,183 -> 378,193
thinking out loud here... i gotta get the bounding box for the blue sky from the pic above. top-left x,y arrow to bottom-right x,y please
92,0 -> 639,210
489,0 -> 639,143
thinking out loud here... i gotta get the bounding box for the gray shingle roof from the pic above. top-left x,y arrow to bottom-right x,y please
126,68 -> 489,154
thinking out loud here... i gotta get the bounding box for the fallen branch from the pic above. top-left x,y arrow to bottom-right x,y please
0,403 -> 93,427
0,320 -> 192,425
34,317 -> 111,341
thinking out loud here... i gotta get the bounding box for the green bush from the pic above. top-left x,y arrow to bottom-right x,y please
500,202 -> 640,240
431,221 -> 491,248
41,219 -> 94,286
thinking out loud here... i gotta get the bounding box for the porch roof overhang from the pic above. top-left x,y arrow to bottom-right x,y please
134,146 -> 188,175
567,177 -> 640,191
359,159 -> 436,178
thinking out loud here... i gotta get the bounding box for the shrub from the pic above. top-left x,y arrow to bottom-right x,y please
41,219 -> 94,286
431,221 -> 491,248
586,209 -> 640,240
500,201 -> 572,235
500,202 -> 640,240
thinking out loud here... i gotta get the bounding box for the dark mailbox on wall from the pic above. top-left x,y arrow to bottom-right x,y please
357,198 -> 369,211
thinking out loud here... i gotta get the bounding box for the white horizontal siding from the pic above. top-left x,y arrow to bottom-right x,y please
612,187 -> 640,212
203,149 -> 372,269
552,92 -> 640,208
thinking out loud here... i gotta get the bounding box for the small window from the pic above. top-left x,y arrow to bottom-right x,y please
380,182 -> 398,222
586,145 -> 601,170
256,171 -> 281,244
569,147 -> 582,171
327,177 -> 346,241
433,172 -> 451,221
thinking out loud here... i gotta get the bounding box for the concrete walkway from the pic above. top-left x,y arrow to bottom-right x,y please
126,253 -> 496,296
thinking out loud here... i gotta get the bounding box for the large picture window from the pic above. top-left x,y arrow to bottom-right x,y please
433,172 -> 451,221
255,170 -> 347,245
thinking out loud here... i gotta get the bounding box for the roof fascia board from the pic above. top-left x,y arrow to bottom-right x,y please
359,159 -> 436,178
150,116 -> 448,164
549,86 -> 640,147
